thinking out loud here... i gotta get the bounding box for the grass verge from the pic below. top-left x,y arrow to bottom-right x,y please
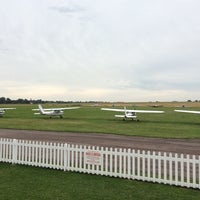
0,162 -> 200,200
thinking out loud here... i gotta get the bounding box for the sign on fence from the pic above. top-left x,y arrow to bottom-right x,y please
85,150 -> 102,165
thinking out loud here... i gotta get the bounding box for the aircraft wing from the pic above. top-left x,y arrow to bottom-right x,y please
101,108 -> 164,113
34,113 -> 41,115
33,107 -> 80,111
0,108 -> 16,110
46,107 -> 80,111
101,108 -> 127,112
174,110 -> 200,114
129,110 -> 164,113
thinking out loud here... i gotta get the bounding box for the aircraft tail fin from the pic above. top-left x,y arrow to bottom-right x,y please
124,106 -> 127,114
38,104 -> 45,114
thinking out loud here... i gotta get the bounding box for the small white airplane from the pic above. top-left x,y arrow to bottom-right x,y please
174,109 -> 200,114
101,107 -> 165,121
0,107 -> 16,117
32,104 -> 80,118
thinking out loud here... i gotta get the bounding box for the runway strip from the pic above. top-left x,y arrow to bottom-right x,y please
0,129 -> 200,155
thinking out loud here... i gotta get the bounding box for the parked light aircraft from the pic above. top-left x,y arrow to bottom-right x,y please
32,104 -> 80,118
174,109 -> 200,114
101,107 -> 165,120
0,107 -> 16,117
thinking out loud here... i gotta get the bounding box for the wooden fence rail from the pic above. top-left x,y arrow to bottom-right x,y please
0,138 -> 199,189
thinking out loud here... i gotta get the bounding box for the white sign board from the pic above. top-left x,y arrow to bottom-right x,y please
85,150 -> 102,165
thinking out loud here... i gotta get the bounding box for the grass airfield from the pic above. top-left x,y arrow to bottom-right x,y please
1,102 -> 200,200
0,102 -> 200,138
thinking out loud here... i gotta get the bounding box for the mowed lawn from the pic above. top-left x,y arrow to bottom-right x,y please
0,103 -> 200,138
1,103 -> 200,199
1,162 -> 200,200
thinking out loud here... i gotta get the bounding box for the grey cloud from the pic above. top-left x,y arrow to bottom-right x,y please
50,6 -> 86,14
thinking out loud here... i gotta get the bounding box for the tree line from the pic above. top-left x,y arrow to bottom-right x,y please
0,97 -> 101,104
0,97 -> 80,104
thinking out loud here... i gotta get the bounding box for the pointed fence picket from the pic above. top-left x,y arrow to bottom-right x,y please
0,137 -> 199,189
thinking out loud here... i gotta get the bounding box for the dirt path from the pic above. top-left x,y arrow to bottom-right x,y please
0,129 -> 200,155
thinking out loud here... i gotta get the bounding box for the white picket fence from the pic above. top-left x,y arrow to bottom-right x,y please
0,138 -> 200,189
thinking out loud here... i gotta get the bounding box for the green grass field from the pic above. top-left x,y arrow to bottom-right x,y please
1,162 -> 200,200
0,103 -> 200,138
1,103 -> 200,199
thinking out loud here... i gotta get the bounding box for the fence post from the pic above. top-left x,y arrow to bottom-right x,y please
199,155 -> 200,189
12,139 -> 18,164
64,143 -> 68,171
0,138 -> 2,161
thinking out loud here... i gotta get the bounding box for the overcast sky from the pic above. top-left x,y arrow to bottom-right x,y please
0,0 -> 200,102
